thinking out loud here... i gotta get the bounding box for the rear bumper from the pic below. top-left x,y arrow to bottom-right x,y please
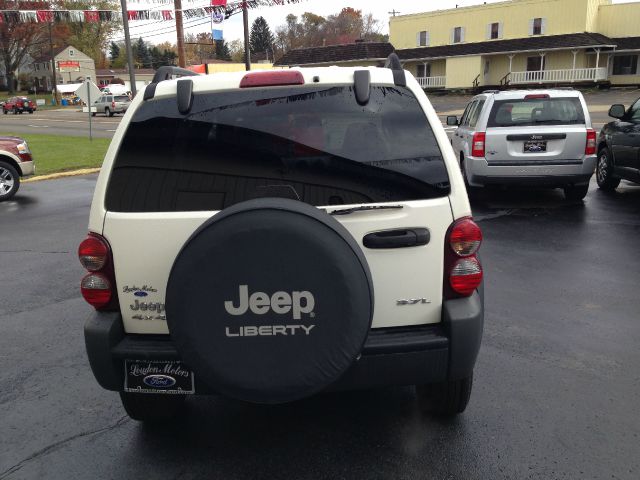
18,160 -> 35,177
84,291 -> 484,395
467,155 -> 596,187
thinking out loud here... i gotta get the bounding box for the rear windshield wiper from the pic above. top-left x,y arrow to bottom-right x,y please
327,205 -> 404,216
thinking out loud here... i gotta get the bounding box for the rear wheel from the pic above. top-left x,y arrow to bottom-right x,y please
0,161 -> 20,202
596,148 -> 620,191
119,392 -> 186,422
563,183 -> 589,201
416,373 -> 473,416
106,107 -> 113,117
2,108 -> 7,115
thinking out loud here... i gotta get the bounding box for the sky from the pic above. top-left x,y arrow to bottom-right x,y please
120,0 -> 638,47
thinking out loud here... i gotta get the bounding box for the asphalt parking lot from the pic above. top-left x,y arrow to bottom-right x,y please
1,175 -> 639,479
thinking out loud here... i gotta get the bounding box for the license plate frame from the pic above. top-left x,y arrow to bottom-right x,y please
124,360 -> 195,395
523,140 -> 547,153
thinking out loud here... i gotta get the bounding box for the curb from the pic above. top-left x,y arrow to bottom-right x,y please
23,168 -> 101,183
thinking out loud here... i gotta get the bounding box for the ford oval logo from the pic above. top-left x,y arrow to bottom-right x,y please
143,375 -> 176,388
134,291 -> 148,297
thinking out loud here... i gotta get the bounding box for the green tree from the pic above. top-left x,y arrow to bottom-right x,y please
132,37 -> 152,68
215,40 -> 232,61
249,16 -> 275,55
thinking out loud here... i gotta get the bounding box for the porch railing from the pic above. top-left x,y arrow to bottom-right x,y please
509,67 -> 608,84
417,76 -> 446,88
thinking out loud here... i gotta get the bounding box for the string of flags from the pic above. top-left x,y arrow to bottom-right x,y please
0,0 -> 306,23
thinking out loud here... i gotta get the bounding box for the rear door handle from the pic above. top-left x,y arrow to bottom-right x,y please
363,228 -> 430,249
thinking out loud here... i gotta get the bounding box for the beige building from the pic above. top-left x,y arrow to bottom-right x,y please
390,0 -> 640,89
30,46 -> 96,92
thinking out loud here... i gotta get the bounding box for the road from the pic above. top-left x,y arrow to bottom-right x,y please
1,89 -> 638,140
1,175 -> 639,479
0,109 -> 121,138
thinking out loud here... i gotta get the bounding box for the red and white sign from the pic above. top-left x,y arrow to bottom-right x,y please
58,60 -> 80,72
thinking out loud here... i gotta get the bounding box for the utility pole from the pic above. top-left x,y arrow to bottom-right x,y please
120,0 -> 137,96
175,0 -> 186,67
242,2 -> 250,71
47,22 -> 59,105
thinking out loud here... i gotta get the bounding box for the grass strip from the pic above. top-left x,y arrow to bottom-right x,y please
3,132 -> 109,176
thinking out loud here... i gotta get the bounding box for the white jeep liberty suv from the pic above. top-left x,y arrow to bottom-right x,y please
80,57 -> 484,422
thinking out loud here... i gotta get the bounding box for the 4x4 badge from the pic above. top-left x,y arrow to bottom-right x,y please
396,298 -> 431,306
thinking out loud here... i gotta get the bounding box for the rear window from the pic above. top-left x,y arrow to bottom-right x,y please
115,95 -> 129,102
487,97 -> 585,127
105,85 -> 450,213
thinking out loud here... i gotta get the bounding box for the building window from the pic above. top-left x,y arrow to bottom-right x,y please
530,18 -> 545,35
417,31 -> 429,47
488,22 -> 501,40
69,49 -> 74,56
452,26 -> 464,44
417,64 -> 431,78
612,55 -> 639,75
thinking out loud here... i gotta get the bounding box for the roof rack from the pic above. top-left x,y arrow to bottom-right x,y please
384,53 -> 406,87
151,66 -> 200,84
482,89 -> 501,94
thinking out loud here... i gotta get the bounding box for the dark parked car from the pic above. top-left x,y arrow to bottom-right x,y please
3,96 -> 36,114
596,98 -> 640,190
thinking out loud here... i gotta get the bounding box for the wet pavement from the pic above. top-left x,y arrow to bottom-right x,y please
1,175 -> 639,479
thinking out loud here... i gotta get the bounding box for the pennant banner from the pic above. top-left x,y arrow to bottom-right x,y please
0,0 -> 305,23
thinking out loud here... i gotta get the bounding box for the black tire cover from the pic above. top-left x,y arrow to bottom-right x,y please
166,198 -> 374,404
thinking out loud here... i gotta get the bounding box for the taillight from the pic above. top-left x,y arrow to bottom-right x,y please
78,234 -> 109,271
585,129 -> 596,155
471,132 -> 486,158
81,273 -> 113,308
240,71 -> 305,88
444,218 -> 483,299
78,233 -> 118,310
111,101 -> 116,109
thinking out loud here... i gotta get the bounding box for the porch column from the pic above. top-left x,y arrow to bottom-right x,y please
571,50 -> 578,82
508,54 -> 514,72
538,52 -> 546,84
595,48 -> 601,82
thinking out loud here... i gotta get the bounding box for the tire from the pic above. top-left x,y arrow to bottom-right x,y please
416,373 -> 473,416
91,113 -> 96,117
563,183 -> 589,201
0,161 -> 20,202
13,107 -> 17,115
3,108 -> 6,115
119,392 -> 186,422
28,110 -> 33,114
106,107 -> 113,117
596,148 -> 620,191
166,198 -> 374,404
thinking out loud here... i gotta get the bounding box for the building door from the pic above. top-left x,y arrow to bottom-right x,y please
526,56 -> 545,82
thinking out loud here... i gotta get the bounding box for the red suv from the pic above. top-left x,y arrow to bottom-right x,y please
3,96 -> 36,114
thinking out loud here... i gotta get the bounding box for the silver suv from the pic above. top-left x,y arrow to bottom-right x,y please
448,89 -> 597,200
92,94 -> 131,117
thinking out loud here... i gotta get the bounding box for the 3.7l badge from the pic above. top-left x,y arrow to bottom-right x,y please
396,298 -> 431,306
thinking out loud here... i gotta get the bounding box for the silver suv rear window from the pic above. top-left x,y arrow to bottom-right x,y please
487,97 -> 585,127
105,85 -> 450,212
115,95 -> 129,102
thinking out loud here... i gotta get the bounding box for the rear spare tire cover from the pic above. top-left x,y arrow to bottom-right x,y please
166,198 -> 374,404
